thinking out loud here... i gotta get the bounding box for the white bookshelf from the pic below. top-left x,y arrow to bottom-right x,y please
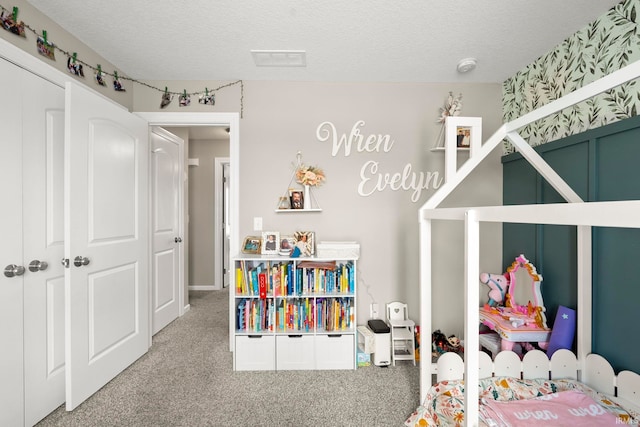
231,254 -> 358,371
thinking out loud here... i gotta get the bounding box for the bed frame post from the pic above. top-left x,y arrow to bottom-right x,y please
464,210 -> 480,426
577,225 -> 592,374
419,216 -> 433,402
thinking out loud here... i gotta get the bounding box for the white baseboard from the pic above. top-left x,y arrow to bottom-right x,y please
183,304 -> 190,314
189,285 -> 216,291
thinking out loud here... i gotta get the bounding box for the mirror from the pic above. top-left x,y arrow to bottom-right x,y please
505,254 -> 548,329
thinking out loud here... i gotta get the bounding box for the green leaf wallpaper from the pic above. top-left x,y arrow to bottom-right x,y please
502,0 -> 640,153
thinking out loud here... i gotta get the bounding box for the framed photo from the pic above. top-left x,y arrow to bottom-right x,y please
261,231 -> 280,255
279,235 -> 295,256
445,116 -> 482,151
241,236 -> 261,254
293,231 -> 315,257
289,188 -> 304,209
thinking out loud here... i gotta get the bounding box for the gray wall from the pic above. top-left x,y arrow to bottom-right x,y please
2,0 -> 506,337
135,80 -> 505,337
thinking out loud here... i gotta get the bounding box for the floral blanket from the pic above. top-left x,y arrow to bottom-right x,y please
404,377 -> 640,427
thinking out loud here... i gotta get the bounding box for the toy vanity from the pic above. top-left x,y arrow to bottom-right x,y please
478,254 -> 551,355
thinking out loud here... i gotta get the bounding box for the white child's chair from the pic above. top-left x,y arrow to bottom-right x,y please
386,302 -> 416,366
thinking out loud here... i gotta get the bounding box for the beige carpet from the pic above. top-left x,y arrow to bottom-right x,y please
37,289 -> 421,427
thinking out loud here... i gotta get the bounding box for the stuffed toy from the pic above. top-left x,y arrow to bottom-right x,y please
479,272 -> 510,306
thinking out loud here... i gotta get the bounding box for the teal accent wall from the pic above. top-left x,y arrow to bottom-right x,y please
502,0 -> 640,154
502,115 -> 640,374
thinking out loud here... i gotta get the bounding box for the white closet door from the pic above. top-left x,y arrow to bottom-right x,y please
0,57 -> 26,427
64,82 -> 149,410
151,127 -> 183,335
21,65 -> 66,425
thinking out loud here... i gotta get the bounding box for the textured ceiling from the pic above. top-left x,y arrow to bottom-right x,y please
25,0 -> 622,84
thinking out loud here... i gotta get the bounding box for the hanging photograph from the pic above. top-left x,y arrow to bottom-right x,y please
36,36 -> 55,60
95,69 -> 106,86
113,76 -> 126,92
198,93 -> 215,105
179,93 -> 191,107
261,231 -> 280,255
1,10 -> 26,37
160,92 -> 173,109
67,57 -> 84,78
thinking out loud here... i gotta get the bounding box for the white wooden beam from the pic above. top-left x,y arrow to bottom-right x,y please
423,124 -> 507,210
422,200 -> 640,228
464,210 -> 480,426
577,226 -> 592,371
506,132 -> 583,203
419,217 -> 433,402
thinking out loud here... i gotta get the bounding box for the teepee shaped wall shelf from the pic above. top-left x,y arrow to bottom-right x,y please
275,151 -> 323,213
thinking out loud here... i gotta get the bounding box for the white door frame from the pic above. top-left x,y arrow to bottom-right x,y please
214,157 -> 230,291
135,113 -> 239,346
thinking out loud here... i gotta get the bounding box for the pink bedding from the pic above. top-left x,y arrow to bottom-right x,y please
481,390 -> 619,426
405,376 -> 640,427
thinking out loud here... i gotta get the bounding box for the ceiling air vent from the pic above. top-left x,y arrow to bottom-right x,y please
251,50 -> 306,67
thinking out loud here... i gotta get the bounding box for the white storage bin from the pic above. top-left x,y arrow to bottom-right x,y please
235,335 -> 275,371
316,242 -> 360,259
315,334 -> 355,370
276,335 -> 315,370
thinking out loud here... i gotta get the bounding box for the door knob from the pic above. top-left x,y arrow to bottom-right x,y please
73,256 -> 90,267
175,237 -> 182,243
4,264 -> 25,278
29,260 -> 49,272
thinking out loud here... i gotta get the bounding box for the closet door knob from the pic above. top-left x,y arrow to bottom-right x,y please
29,260 -> 49,272
175,237 -> 182,243
73,256 -> 90,267
4,264 -> 25,278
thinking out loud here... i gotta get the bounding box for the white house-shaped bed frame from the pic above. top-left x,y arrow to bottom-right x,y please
419,59 -> 640,424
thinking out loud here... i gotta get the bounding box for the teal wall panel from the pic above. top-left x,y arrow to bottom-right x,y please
502,115 -> 640,374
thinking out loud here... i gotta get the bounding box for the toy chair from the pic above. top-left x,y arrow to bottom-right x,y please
386,302 -> 416,366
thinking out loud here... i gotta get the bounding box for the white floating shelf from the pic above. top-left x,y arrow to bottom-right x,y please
275,208 -> 322,213
430,147 -> 470,152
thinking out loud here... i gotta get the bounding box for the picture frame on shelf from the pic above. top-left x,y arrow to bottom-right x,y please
241,236 -> 261,254
289,188 -> 304,209
279,235 -> 295,256
261,231 -> 280,255
445,116 -> 482,151
293,231 -> 315,257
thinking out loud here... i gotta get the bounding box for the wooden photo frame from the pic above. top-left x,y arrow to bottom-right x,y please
293,231 -> 315,257
261,231 -> 280,255
241,236 -> 261,254
445,116 -> 482,152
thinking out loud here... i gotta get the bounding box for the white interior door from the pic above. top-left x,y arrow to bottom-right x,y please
22,65 -> 66,426
64,82 -> 149,410
151,126 -> 183,335
0,57 -> 26,427
223,162 -> 231,288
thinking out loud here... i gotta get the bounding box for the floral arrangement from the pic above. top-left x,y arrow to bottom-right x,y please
437,91 -> 463,123
296,164 -> 325,187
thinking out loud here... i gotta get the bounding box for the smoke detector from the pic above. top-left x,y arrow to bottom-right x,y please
457,58 -> 477,73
